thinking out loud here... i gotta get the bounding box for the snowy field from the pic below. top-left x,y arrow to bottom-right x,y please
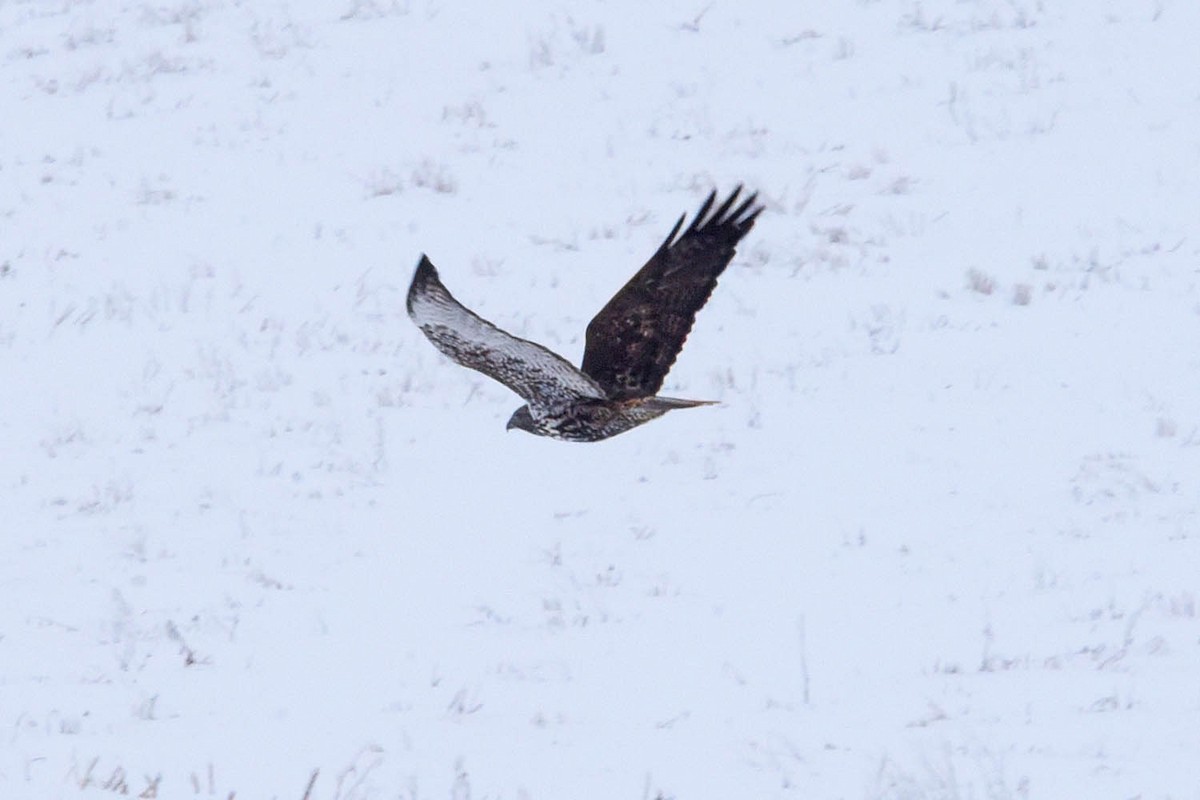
3,0 -> 1199,797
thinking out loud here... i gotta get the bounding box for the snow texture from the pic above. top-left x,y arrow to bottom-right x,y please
2,1 -> 1198,798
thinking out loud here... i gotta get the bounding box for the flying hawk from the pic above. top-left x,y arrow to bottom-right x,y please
407,186 -> 762,442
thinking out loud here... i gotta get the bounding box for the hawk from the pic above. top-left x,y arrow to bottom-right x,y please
407,186 -> 763,442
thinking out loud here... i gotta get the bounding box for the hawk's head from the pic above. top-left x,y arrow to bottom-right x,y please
506,405 -> 536,434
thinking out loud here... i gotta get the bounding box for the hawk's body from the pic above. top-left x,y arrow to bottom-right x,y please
407,186 -> 762,442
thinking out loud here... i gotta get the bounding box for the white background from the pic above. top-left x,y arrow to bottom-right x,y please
2,1 -> 1198,797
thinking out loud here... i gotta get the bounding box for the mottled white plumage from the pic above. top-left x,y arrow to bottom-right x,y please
407,256 -> 605,413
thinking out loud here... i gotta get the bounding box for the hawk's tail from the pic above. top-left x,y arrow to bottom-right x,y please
646,396 -> 719,410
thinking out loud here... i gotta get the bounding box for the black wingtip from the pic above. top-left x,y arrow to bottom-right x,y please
733,191 -> 764,231
690,185 -> 763,235
709,186 -> 744,225
407,254 -> 439,315
656,212 -> 687,253
686,188 -> 719,233
659,186 -> 764,250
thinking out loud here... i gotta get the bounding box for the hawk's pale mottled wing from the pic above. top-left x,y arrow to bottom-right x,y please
407,255 -> 605,411
581,186 -> 763,400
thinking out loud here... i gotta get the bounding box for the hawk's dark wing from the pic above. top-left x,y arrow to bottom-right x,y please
581,186 -> 763,400
407,256 -> 605,410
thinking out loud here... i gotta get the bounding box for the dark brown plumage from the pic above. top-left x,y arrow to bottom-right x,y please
407,186 -> 763,442
583,187 -> 763,400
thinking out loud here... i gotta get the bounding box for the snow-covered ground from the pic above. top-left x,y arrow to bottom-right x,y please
2,1 -> 1198,797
